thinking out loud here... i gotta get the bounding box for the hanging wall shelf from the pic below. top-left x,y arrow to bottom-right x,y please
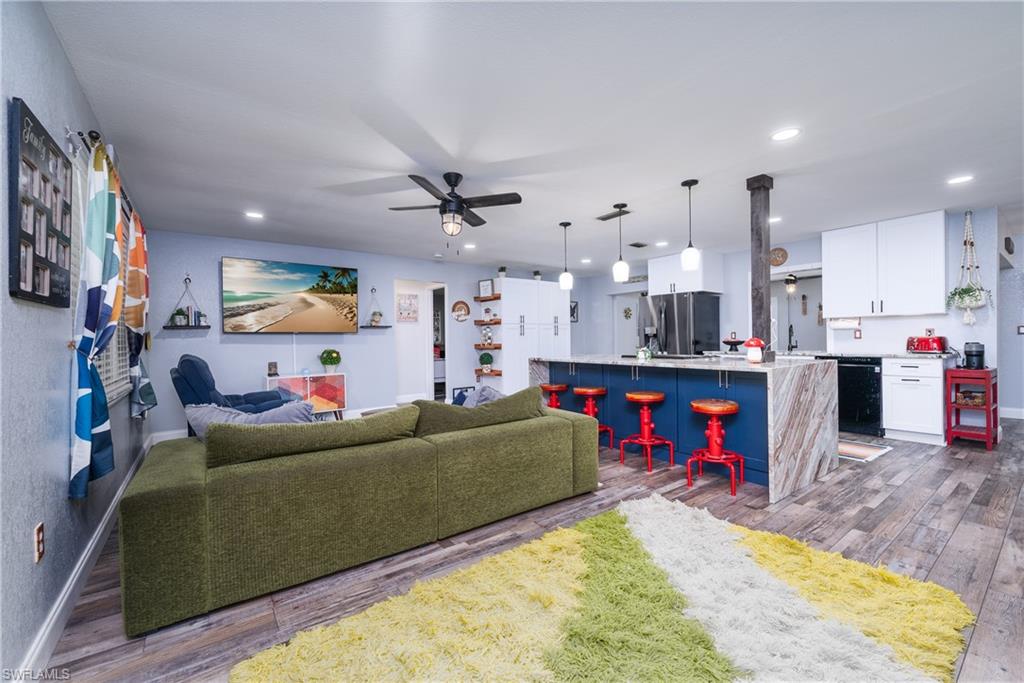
359,286 -> 393,329
162,274 -> 210,330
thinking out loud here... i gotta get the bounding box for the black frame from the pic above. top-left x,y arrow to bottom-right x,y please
570,300 -> 579,323
8,98 -> 73,308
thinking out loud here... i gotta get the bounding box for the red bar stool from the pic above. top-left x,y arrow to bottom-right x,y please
573,387 -> 615,449
687,398 -> 745,496
539,383 -> 569,409
619,391 -> 675,473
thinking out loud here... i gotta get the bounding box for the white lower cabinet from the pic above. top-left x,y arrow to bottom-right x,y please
882,358 -> 949,443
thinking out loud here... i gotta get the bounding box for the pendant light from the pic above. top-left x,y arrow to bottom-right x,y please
784,273 -> 798,294
612,203 -> 630,283
558,221 -> 574,290
679,179 -> 701,271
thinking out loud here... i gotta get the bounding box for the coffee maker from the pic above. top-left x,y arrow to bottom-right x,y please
963,342 -> 985,369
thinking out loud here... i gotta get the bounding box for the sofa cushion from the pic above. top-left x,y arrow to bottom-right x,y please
204,405 -> 420,468
413,387 -> 544,437
185,401 -> 314,441
462,385 -> 504,408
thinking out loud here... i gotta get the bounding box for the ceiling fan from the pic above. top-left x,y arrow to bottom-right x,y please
389,172 -> 522,237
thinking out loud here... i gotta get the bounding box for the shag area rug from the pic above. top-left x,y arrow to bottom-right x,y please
231,495 -> 973,682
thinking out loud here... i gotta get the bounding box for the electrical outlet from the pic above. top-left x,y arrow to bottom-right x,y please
854,329 -> 863,340
925,328 -> 935,337
1018,325 -> 1024,335
34,522 -> 44,563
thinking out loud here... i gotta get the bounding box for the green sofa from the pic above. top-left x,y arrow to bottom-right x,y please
119,389 -> 598,636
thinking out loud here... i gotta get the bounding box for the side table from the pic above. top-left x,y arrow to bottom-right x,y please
945,367 -> 998,450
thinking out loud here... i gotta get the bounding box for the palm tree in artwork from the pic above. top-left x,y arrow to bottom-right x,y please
315,270 -> 331,291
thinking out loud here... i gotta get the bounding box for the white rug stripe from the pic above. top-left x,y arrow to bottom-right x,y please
619,495 -> 932,682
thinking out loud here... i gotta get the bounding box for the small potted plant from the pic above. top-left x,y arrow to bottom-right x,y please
497,266 -> 507,279
532,270 -> 542,281
319,348 -> 341,373
369,310 -> 384,326
171,308 -> 188,326
479,352 -> 494,373
946,284 -> 991,325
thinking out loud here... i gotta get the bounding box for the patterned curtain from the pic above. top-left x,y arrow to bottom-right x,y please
125,211 -> 157,416
69,148 -> 125,499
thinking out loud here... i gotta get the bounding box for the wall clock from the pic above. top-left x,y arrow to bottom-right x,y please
769,247 -> 788,267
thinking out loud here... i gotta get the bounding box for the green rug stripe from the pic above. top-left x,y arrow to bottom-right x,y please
545,511 -> 742,682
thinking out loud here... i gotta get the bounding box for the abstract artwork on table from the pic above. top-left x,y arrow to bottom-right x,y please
222,257 -> 357,333
270,373 -> 346,414
396,293 -> 419,322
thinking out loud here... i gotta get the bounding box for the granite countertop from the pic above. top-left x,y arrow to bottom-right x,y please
767,351 -> 957,360
529,354 -> 834,374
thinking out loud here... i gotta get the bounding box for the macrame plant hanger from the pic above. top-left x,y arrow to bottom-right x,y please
954,210 -> 987,325
165,274 -> 205,328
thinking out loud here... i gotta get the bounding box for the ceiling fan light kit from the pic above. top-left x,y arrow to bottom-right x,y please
559,221 -> 574,290
389,171 -> 522,238
679,178 -> 701,272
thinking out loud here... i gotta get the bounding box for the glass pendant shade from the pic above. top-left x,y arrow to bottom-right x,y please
559,270 -> 574,290
612,259 -> 630,283
441,211 -> 463,237
680,245 -> 701,271
785,273 -> 798,294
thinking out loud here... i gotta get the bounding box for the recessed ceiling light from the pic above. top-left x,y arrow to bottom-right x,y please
771,127 -> 801,142
655,241 -> 669,247
769,216 -> 782,224
464,243 -> 477,249
244,210 -> 264,219
580,258 -> 592,264
947,175 -> 974,185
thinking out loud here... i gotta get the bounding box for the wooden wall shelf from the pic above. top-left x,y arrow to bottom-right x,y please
475,368 -> 503,377
473,294 -> 502,302
359,325 -> 392,329
474,319 -> 501,326
474,343 -> 502,350
162,324 -> 211,330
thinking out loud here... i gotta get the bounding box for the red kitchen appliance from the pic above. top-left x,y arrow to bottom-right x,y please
906,336 -> 948,354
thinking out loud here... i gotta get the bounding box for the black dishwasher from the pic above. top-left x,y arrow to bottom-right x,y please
815,355 -> 884,436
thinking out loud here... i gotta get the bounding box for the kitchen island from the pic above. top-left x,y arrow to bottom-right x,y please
529,354 -> 838,503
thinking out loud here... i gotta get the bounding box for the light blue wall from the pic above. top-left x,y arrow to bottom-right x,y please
997,231 -> 1024,415
0,2 -> 148,670
146,230 -> 496,433
569,265 -> 648,355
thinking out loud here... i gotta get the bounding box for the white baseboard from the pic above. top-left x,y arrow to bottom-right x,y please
18,444 -> 148,673
884,429 -> 946,446
1001,408 -> 1024,420
150,428 -> 188,444
344,404 -> 397,418
395,393 -> 427,404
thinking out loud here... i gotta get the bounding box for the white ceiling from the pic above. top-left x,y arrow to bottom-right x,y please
44,1 -> 1023,274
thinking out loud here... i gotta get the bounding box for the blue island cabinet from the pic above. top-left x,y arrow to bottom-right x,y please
542,362 -> 770,486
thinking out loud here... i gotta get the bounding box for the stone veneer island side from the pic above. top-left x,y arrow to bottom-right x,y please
529,355 -> 838,503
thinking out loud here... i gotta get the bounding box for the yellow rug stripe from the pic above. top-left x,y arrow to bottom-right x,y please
230,528 -> 585,682
736,527 -> 974,682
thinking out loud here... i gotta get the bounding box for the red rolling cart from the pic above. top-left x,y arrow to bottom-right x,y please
945,367 -> 998,450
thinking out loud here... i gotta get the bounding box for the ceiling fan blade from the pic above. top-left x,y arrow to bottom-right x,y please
596,208 -> 632,221
409,174 -> 449,201
462,192 -> 523,209
463,208 -> 486,227
389,204 -> 440,211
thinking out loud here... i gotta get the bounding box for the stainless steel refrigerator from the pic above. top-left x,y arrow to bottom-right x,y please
639,292 -> 720,355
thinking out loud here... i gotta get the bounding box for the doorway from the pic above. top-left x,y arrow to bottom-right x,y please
394,279 -> 445,403
612,292 -> 641,356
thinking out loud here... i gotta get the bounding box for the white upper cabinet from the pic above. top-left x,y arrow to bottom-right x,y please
822,222 -> 879,318
822,210 -> 946,318
876,211 -> 946,316
647,251 -> 723,295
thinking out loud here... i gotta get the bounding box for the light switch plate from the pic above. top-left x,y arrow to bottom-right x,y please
1018,325 -> 1024,335
925,328 -> 935,337
854,329 -> 863,340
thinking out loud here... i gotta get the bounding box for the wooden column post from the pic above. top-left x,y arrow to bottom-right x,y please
747,173 -> 774,362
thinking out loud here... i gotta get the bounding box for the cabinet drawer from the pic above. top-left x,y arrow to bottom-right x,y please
882,358 -> 944,378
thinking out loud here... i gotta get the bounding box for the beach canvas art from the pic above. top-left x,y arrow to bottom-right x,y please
222,257 -> 358,333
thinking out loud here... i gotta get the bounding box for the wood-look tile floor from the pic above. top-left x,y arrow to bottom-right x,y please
51,422 -> 1024,682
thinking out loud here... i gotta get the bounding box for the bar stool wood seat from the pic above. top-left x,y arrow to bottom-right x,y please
687,398 -> 744,496
573,386 -> 614,448
539,383 -> 569,409
619,391 -> 675,473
